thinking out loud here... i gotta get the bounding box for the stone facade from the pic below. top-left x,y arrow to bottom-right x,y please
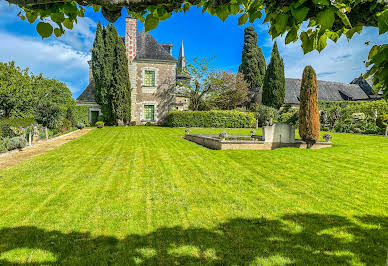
76,17 -> 190,125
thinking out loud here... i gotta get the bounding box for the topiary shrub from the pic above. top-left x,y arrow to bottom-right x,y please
96,121 -> 104,128
298,66 -> 320,148
249,104 -> 279,126
166,110 -> 256,128
6,136 -> 27,151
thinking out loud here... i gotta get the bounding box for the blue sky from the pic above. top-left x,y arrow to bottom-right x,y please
0,2 -> 387,99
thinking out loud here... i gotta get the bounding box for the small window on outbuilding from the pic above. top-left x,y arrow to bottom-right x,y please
144,70 -> 155,87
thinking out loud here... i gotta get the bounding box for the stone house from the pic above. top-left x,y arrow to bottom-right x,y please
77,17 -> 190,125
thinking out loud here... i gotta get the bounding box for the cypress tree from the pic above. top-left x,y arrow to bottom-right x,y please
92,22 -> 105,104
298,65 -> 320,148
238,26 -> 266,96
111,26 -> 131,124
102,24 -> 116,125
262,42 -> 285,109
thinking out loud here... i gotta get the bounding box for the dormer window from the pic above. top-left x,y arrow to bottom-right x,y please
144,70 -> 155,87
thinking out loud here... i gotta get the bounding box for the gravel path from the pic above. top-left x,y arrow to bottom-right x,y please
0,128 -> 93,170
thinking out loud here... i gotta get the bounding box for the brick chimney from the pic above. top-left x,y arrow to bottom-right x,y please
125,17 -> 137,62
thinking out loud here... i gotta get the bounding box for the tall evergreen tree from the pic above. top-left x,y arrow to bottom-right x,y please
91,22 -> 105,104
238,26 -> 266,103
298,65 -> 320,148
91,23 -> 131,125
262,42 -> 285,109
112,26 -> 131,124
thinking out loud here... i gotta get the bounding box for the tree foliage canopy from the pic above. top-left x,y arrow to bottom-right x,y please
6,0 -> 388,97
0,61 -> 75,119
92,23 -> 131,125
299,65 -> 320,145
238,26 -> 266,90
262,42 -> 285,109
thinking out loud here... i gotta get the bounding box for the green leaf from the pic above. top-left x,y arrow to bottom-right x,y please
144,14 -> 159,31
345,26 -> 362,39
368,45 -> 380,60
336,10 -> 351,27
291,6 -> 309,24
25,11 -> 38,24
285,27 -> 298,44
293,0 -> 308,9
377,9 -> 388,34
92,5 -> 101,12
36,22 -> 53,39
326,31 -> 339,42
238,14 -> 248,25
216,5 -> 229,22
183,3 -> 191,12
63,18 -> 73,30
316,8 -> 335,30
317,33 -> 327,52
300,32 -> 314,54
54,28 -> 62,37
274,14 -> 289,33
51,12 -> 65,24
312,0 -> 330,6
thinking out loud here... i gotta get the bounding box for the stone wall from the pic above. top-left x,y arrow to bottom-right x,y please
132,60 -> 177,123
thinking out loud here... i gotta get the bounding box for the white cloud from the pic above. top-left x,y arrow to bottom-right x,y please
0,32 -> 90,96
253,21 -> 387,83
0,1 -> 95,97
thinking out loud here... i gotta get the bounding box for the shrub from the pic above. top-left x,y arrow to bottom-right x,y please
36,102 -> 63,129
166,110 -> 256,128
72,106 -> 89,125
96,121 -> 104,128
351,113 -> 366,123
0,138 -> 8,153
145,121 -> 153,126
0,117 -> 36,138
97,115 -> 104,122
298,66 -> 320,147
249,104 -> 279,126
130,121 -> 136,126
76,123 -> 85,129
66,107 -> 75,126
61,118 -> 72,131
376,114 -> 388,128
6,136 -> 27,151
278,110 -> 298,126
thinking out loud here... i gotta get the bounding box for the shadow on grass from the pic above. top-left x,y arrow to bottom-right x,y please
0,213 -> 386,265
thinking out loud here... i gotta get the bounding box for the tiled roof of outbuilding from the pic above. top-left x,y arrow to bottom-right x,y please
76,81 -> 95,102
285,78 -> 370,104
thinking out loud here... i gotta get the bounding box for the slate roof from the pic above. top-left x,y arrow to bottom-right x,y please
77,81 -> 95,102
285,78 -> 370,104
135,31 -> 176,61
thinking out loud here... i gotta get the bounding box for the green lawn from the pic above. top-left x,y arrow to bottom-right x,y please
0,127 -> 387,265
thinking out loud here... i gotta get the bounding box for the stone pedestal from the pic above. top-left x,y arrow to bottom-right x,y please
262,123 -> 295,143
33,126 -> 39,143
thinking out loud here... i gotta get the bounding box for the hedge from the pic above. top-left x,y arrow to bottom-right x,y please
318,100 -> 388,117
72,106 -> 89,125
166,110 -> 256,128
0,117 -> 37,138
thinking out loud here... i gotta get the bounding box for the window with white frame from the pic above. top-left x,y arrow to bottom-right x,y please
144,70 -> 155,87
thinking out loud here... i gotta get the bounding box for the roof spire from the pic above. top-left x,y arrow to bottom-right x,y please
177,40 -> 186,71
